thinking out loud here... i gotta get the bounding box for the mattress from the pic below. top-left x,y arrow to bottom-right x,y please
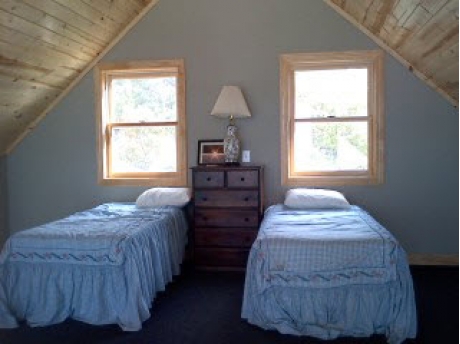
242,205 -> 417,344
0,203 -> 188,331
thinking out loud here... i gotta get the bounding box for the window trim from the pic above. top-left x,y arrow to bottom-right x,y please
95,59 -> 187,186
280,50 -> 384,186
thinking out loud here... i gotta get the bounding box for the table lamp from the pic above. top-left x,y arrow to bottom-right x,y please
210,86 -> 251,165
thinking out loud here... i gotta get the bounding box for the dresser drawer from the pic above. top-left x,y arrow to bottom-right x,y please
195,228 -> 257,248
194,190 -> 258,207
191,165 -> 263,270
194,248 -> 250,267
194,171 -> 224,188
227,170 -> 259,188
195,209 -> 259,227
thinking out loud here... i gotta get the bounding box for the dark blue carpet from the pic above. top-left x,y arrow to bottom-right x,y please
0,266 -> 457,344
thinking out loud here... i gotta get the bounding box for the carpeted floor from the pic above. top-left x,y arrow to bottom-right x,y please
0,266 -> 457,344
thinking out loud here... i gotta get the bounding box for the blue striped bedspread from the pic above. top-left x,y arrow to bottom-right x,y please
1,203 -> 184,266
0,203 -> 188,331
252,205 -> 398,287
242,205 -> 416,344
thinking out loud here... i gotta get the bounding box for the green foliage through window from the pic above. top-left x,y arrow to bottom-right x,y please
112,77 -> 177,123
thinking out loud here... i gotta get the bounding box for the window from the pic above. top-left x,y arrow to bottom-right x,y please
95,60 -> 187,186
280,50 -> 384,186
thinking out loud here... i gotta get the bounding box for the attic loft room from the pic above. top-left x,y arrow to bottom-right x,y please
0,0 -> 457,343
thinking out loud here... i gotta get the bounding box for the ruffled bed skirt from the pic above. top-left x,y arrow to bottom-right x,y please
0,215 -> 186,331
242,248 -> 417,344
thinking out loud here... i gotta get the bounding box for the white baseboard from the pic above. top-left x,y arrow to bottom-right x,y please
408,254 -> 458,266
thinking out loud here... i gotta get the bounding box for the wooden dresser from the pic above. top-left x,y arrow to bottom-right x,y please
191,165 -> 264,270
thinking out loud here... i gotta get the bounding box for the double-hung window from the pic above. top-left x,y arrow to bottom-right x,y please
280,50 -> 384,186
95,60 -> 187,186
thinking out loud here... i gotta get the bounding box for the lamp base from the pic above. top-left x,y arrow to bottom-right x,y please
224,123 -> 240,167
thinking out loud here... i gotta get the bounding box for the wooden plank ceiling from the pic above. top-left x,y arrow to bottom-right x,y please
0,0 -> 458,156
324,0 -> 459,107
0,0 -> 158,156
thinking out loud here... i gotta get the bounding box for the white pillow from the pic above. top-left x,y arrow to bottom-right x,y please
284,188 -> 351,209
136,188 -> 191,207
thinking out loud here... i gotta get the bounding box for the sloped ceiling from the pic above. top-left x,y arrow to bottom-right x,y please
0,0 -> 458,156
324,0 -> 458,107
0,0 -> 158,156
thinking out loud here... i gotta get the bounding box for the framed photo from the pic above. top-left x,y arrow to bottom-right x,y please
198,140 -> 225,165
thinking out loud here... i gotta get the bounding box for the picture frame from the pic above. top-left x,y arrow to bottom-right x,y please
197,140 -> 225,165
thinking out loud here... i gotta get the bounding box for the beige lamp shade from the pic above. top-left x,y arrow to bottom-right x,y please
210,86 -> 251,119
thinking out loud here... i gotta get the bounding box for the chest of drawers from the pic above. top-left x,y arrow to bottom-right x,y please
191,165 -> 264,270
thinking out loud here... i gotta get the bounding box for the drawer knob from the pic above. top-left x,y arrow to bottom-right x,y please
202,197 -> 208,201
244,197 -> 249,202
244,217 -> 249,222
240,177 -> 245,181
203,216 -> 208,221
206,177 -> 211,181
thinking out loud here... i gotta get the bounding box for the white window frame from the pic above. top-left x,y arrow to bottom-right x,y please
280,50 -> 384,186
95,59 -> 187,186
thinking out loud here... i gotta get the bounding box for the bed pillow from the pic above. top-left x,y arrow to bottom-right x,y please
284,188 -> 351,209
136,187 -> 191,207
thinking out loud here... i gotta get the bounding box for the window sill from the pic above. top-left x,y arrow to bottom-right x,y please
98,176 -> 187,187
282,174 -> 384,186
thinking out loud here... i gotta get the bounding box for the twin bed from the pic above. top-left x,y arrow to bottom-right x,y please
242,204 -> 416,344
0,202 -> 188,331
0,188 -> 416,344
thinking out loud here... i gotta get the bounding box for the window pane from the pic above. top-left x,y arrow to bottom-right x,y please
111,77 -> 177,123
294,122 -> 368,172
111,127 -> 177,173
295,69 -> 367,119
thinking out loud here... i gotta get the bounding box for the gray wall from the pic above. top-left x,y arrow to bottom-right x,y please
7,0 -> 458,254
0,156 -> 7,247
